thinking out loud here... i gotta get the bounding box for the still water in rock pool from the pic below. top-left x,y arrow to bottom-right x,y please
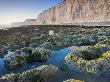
0,48 -> 70,75
0,48 -> 110,82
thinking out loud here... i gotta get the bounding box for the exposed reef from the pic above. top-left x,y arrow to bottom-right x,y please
65,44 -> 110,74
4,47 -> 51,68
1,25 -> 110,52
1,25 -> 110,81
0,65 -> 59,82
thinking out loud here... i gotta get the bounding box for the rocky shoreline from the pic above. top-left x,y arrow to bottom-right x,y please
0,65 -> 59,82
66,42 -> 110,74
4,47 -> 51,68
0,25 -> 110,82
1,25 -> 110,53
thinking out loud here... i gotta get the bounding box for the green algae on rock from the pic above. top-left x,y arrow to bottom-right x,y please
0,65 -> 59,82
4,48 -> 51,68
65,46 -> 110,74
63,79 -> 84,82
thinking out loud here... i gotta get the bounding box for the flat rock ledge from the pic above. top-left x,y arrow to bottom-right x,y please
0,65 -> 59,82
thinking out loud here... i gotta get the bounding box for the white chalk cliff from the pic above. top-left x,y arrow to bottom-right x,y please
36,0 -> 110,25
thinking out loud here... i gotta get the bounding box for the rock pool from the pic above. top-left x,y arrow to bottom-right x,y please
0,48 -> 110,82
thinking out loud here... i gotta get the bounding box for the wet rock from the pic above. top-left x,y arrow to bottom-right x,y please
4,51 -> 25,68
65,46 -> 110,74
31,47 -> 51,62
0,65 -> 59,82
0,47 -> 8,57
4,47 -> 51,68
63,79 -> 84,82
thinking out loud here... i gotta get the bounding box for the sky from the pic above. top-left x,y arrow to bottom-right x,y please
0,0 -> 62,24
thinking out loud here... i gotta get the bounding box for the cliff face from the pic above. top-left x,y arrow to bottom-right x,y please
36,0 -> 110,25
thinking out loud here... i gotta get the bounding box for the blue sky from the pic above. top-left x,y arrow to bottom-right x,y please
0,0 -> 62,24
